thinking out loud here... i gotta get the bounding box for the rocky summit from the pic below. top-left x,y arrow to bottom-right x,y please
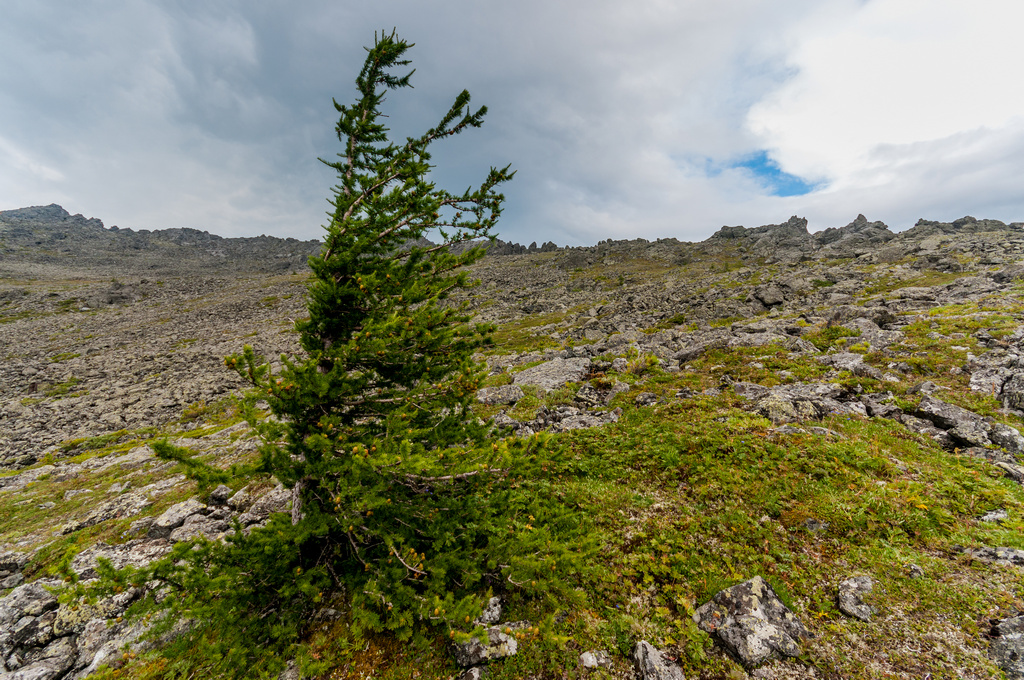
2,205 -> 1024,679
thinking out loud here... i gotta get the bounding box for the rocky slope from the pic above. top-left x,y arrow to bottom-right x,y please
2,205 -> 1024,679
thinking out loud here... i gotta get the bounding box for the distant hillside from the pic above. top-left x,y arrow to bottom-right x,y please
0,204 -> 321,277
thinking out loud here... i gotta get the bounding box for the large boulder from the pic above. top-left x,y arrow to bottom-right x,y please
694,576 -> 809,668
512,357 -> 591,392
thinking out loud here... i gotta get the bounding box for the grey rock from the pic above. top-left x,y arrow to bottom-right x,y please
1,574 -> 25,589
631,640 -> 685,679
995,461 -> 1024,484
915,394 -> 990,438
969,366 -> 1013,396
753,383 -> 853,425
948,421 -> 993,449
989,423 -> 1024,455
60,492 -> 153,535
0,582 -> 58,622
980,509 -> 1009,523
1000,374 -> 1024,411
148,498 -> 208,539
907,381 -> 941,395
836,576 -> 874,622
69,539 -> 172,580
753,284 -> 785,307
476,597 -> 501,626
70,617 -> 152,679
990,615 -> 1024,680
673,337 -> 728,363
451,623 -> 525,667
512,357 -> 591,392
227,485 -> 256,512
964,546 -> 1024,567
992,264 -> 1024,283
898,414 -> 951,445
238,485 -> 291,526
634,392 -> 659,407
208,484 -> 233,505
11,612 -> 55,650
53,588 -> 138,637
818,352 -> 882,379
475,385 -> 525,406
579,649 -> 613,670
7,635 -> 77,680
547,408 -> 621,433
694,576 -> 808,668
458,668 -> 488,680
803,518 -> 830,534
732,382 -> 770,400
841,318 -> 904,350
168,515 -> 232,543
0,551 -> 29,578
574,380 -> 628,408
861,392 -> 902,419
277,659 -> 301,680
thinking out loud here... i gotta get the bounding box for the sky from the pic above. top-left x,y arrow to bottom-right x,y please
1,0 -> 1022,246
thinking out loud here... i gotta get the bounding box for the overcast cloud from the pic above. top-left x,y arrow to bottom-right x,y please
1,0 -> 1021,245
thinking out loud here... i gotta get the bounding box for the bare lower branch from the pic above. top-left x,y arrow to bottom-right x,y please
390,545 -> 426,575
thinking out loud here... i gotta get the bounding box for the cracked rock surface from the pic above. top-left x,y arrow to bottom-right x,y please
694,576 -> 809,669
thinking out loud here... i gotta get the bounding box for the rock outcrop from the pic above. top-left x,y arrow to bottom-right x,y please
694,576 -> 809,668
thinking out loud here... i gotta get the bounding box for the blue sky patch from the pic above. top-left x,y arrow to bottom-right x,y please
731,150 -> 822,197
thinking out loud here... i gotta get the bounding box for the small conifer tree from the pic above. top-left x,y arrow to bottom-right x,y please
83,31 -> 586,678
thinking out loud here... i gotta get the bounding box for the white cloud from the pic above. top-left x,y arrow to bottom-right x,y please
748,0 -> 1024,191
1,1 -> 1021,245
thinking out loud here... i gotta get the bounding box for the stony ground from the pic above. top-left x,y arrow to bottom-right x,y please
2,206 -> 1024,679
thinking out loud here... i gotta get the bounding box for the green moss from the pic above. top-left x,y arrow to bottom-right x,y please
805,326 -> 861,351
48,351 -> 80,363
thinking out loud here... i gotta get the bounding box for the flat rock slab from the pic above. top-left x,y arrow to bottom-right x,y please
631,640 -> 686,679
965,546 -> 1024,567
694,576 -> 809,668
69,539 -> 172,580
990,615 -> 1024,680
512,357 -> 590,392
60,492 -> 153,535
